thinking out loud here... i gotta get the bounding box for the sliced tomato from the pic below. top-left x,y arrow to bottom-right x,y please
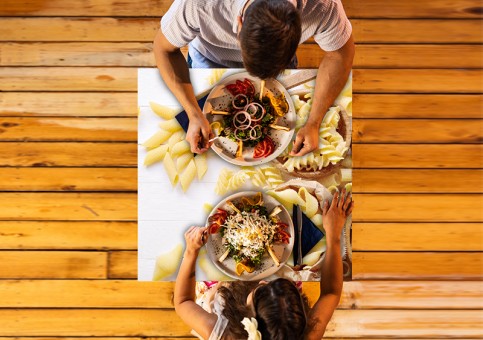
243,78 -> 255,96
208,223 -> 221,234
225,84 -> 240,96
253,140 -> 268,158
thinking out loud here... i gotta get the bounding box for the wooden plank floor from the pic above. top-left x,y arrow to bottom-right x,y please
0,0 -> 482,338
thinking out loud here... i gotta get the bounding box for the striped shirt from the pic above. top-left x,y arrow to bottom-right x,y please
161,0 -> 352,67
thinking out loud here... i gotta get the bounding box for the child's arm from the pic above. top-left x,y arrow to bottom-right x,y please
174,226 -> 217,339
305,190 -> 353,340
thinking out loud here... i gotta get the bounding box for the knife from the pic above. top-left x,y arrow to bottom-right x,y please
293,205 -> 303,266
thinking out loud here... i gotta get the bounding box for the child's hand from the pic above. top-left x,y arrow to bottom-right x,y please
322,189 -> 353,241
184,226 -> 208,255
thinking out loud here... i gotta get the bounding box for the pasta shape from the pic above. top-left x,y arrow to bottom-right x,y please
163,152 -> 179,186
176,153 -> 193,171
171,140 -> 191,157
168,130 -> 186,150
144,144 -> 169,166
206,69 -> 227,86
149,101 -> 182,120
179,159 -> 197,192
215,168 -> 233,195
194,153 -> 208,180
152,244 -> 183,281
159,119 -> 182,132
142,130 -> 172,149
298,187 -> 318,218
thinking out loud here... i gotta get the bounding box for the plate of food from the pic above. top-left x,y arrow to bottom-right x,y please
205,191 -> 294,280
203,72 -> 296,166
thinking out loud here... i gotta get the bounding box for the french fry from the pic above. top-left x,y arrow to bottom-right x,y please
269,124 -> 290,132
266,246 -> 280,266
218,248 -> 230,262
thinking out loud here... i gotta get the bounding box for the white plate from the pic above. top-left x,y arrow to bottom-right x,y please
203,72 -> 296,166
205,191 -> 295,281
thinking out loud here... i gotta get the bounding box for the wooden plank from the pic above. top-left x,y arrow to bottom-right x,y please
0,142 -> 136,167
0,17 -> 160,42
353,119 -> 483,144
351,19 -> 483,43
0,251 -> 107,279
109,251 -> 137,279
352,144 -> 482,169
2,118 -> 480,144
2,93 -> 480,119
2,18 -> 480,43
0,221 -> 136,250
0,193 -> 479,222
0,193 -> 136,221
352,169 -> 483,193
0,167 -> 137,191
344,0 -> 483,18
0,92 -> 137,117
353,223 -> 483,251
0,117 -> 136,141
298,44 -> 483,69
353,69 -> 483,93
0,309 -> 479,337
1,68 -> 481,93
0,42 -> 154,67
0,67 -> 137,91
353,252 -> 482,280
353,194 -> 482,222
1,280 -> 481,310
354,94 -> 483,119
2,168 -> 479,193
0,0 -> 481,18
2,43 -> 482,69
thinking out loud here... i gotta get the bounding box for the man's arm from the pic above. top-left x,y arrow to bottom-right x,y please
290,34 -> 354,156
174,226 -> 217,339
305,190 -> 353,340
153,30 -> 213,153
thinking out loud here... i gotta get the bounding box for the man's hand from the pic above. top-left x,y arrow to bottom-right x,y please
289,123 -> 319,156
186,114 -> 214,154
322,189 -> 353,241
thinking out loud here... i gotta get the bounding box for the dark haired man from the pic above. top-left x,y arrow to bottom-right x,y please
154,0 -> 354,155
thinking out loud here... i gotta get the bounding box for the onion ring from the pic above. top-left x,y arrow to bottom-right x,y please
232,94 -> 248,109
245,102 -> 265,122
233,128 -> 251,141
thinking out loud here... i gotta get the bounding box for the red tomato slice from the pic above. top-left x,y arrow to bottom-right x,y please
253,140 -> 267,158
209,223 -> 221,234
243,79 -> 255,96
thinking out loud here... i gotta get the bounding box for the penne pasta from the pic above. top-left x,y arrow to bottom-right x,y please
194,153 -> 208,180
149,101 -> 182,120
142,130 -> 172,149
144,144 -> 169,166
159,119 -> 183,132
171,140 -> 191,157
176,153 -> 193,171
179,159 -> 197,192
163,152 -> 179,186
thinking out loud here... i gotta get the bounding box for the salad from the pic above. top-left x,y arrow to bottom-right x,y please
217,78 -> 289,159
207,193 -> 291,275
